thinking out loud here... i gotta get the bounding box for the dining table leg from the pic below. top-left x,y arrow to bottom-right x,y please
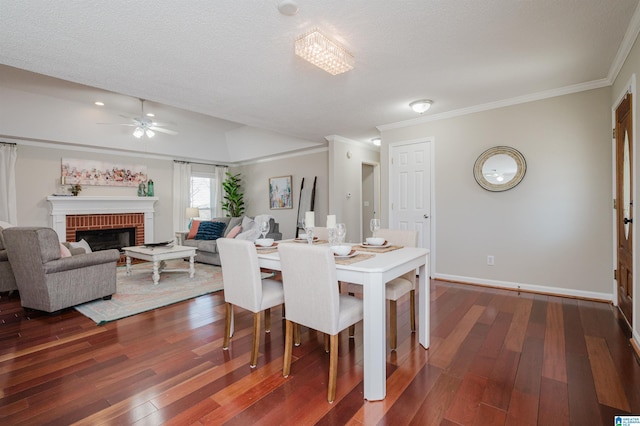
419,254 -> 430,349
362,272 -> 387,401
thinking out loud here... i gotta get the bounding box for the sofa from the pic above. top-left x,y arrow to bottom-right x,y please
180,216 -> 282,266
3,227 -> 120,313
0,226 -> 18,292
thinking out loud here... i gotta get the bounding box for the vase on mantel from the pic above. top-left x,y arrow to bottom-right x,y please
69,184 -> 81,196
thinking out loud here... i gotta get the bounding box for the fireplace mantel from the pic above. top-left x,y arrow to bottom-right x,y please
47,196 -> 158,242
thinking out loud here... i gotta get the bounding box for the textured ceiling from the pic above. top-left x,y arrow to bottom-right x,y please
1,0 -> 639,148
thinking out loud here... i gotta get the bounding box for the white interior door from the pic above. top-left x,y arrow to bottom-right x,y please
390,140 -> 432,252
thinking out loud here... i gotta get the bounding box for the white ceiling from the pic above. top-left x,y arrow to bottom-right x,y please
1,0 -> 639,155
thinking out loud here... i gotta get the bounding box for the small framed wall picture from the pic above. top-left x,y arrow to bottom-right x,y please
269,175 -> 293,209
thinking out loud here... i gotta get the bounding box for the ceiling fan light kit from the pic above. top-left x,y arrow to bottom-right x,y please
98,98 -> 178,139
295,28 -> 354,75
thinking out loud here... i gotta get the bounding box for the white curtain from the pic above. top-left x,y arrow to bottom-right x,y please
0,144 -> 17,225
213,165 -> 228,217
173,161 -> 192,233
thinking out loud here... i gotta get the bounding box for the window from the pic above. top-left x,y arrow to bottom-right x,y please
190,172 -> 216,220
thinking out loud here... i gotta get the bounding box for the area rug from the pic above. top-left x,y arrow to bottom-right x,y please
75,259 -> 224,325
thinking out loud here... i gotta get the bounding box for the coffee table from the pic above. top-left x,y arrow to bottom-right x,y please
122,245 -> 197,285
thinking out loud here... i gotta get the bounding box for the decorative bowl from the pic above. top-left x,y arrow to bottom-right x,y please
366,237 -> 385,246
255,238 -> 275,247
331,245 -> 352,256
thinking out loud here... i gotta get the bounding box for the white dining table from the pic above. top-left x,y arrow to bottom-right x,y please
257,243 -> 430,401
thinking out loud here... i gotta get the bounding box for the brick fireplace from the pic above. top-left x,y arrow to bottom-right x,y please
47,196 -> 158,245
65,213 -> 145,246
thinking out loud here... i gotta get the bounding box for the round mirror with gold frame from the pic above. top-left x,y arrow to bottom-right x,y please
474,146 -> 526,192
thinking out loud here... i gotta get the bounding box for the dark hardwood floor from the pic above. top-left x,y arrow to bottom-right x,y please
0,279 -> 638,425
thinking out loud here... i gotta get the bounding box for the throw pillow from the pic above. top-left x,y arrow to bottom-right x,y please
224,216 -> 243,236
187,220 -> 201,239
226,225 -> 242,239
60,243 -> 72,258
70,239 -> 92,253
195,221 -> 227,240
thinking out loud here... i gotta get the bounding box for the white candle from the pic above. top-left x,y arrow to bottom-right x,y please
61,176 -> 65,185
305,211 -> 315,228
326,215 -> 336,229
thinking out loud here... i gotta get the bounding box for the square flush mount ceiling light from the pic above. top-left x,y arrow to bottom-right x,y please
295,28 -> 354,75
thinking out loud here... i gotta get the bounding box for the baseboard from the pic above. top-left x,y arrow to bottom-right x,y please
631,337 -> 640,363
433,273 -> 612,302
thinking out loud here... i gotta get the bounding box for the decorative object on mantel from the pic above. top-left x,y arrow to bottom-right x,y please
69,184 -> 82,196
137,182 -> 147,197
147,179 -> 154,197
62,158 -> 147,187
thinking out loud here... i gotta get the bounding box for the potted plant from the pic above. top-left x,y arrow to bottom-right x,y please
69,184 -> 82,196
221,172 -> 245,217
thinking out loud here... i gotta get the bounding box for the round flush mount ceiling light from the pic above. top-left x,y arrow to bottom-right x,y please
410,99 -> 433,114
371,137 -> 381,146
278,0 -> 299,16
94,101 -> 104,106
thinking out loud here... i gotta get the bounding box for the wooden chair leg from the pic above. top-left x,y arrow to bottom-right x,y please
328,334 -> 339,403
265,308 -> 271,333
250,312 -> 261,368
324,333 -> 330,352
410,289 -> 416,332
390,299 -> 397,350
283,320 -> 294,377
223,303 -> 232,349
294,323 -> 301,346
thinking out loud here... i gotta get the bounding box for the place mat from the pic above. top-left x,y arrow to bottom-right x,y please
280,239 -> 329,245
335,253 -> 375,265
354,244 -> 403,253
257,247 -> 278,254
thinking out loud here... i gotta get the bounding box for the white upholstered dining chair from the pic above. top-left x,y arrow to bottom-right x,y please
217,238 -> 284,368
278,243 -> 363,403
349,228 -> 418,350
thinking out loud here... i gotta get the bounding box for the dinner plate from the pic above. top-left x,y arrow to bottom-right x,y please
334,249 -> 357,258
256,242 -> 278,249
361,240 -> 390,248
294,237 -> 319,242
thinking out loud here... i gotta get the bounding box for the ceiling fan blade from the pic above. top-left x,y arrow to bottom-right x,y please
150,126 -> 178,135
97,122 -> 137,127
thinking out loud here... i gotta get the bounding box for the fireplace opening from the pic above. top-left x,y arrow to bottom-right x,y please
76,227 -> 136,252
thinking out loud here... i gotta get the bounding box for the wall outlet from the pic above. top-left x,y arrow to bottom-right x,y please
487,255 -> 495,266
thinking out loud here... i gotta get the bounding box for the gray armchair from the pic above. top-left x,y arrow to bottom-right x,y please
0,226 -> 18,292
3,227 -> 120,313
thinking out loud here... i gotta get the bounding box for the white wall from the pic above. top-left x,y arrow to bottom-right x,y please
381,88 -> 612,299
13,143 -> 175,242
233,149 -> 329,240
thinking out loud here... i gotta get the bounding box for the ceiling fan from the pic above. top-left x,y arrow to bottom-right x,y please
100,99 -> 178,138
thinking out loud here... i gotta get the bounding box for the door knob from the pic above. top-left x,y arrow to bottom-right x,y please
423,214 -> 429,219
624,217 -> 633,224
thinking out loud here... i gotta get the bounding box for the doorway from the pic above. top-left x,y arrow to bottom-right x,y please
361,163 -> 378,239
389,139 -> 433,255
615,91 -> 634,326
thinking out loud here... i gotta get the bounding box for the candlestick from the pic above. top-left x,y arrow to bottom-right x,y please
304,211 -> 315,228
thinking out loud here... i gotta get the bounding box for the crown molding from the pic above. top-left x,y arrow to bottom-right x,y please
377,78 -> 610,132
608,1 -> 640,83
